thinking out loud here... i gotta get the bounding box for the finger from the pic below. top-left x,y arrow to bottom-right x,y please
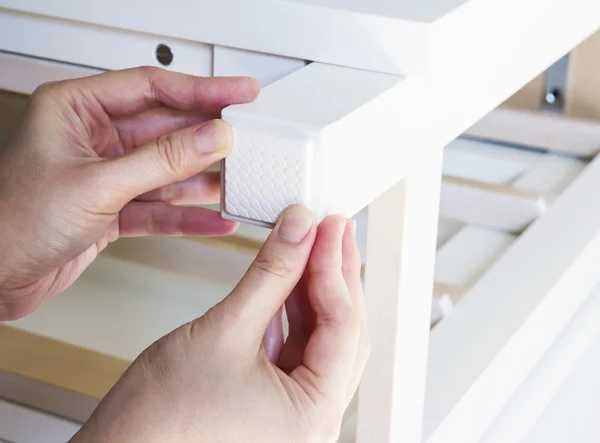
218,205 -> 316,344
291,216 -> 360,399
97,119 -> 230,210
285,276 -> 315,338
136,171 -> 220,205
118,202 -> 238,237
278,282 -> 314,373
340,220 -> 370,402
113,108 -> 210,151
341,221 -> 363,306
65,67 -> 260,116
263,307 -> 285,364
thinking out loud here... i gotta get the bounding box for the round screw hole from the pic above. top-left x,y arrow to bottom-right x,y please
155,44 -> 173,66
545,88 -> 562,105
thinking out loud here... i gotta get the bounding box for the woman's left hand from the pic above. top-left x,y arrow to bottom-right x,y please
0,67 -> 259,320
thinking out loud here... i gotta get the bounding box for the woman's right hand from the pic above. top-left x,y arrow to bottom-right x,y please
70,205 -> 371,443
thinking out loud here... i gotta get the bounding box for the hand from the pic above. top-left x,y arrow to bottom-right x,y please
0,67 -> 259,320
70,206 -> 370,443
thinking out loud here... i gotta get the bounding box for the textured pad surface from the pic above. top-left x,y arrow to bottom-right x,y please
223,127 -> 312,225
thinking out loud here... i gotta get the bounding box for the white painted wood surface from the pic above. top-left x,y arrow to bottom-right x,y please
425,154 -> 600,443
478,283 -> 600,443
520,312 -> 600,443
0,8 -> 213,77
0,0 -> 597,76
444,138 -> 544,184
7,239 -> 244,360
213,45 -> 305,87
434,226 -> 516,289
467,108 -> 600,157
439,176 -> 549,232
220,2 -> 598,226
512,154 -> 587,194
356,147 -> 443,443
0,51 -> 101,95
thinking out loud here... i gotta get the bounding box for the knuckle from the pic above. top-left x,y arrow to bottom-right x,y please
31,81 -> 57,99
138,65 -> 161,76
250,255 -> 293,279
314,293 -> 356,327
155,133 -> 189,180
29,81 -> 64,108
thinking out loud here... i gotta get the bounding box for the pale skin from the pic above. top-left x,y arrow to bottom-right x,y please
0,67 -> 370,442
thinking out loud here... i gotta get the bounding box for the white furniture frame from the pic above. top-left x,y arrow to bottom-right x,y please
1,3 -> 600,443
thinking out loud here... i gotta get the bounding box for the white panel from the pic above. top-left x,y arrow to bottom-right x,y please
425,155 -> 600,443
0,0 -> 596,76
0,400 -> 80,443
213,45 -> 305,87
444,138 -> 543,184
357,148 -> 443,443
434,226 -> 516,288
513,154 -> 587,194
7,239 -> 252,360
436,218 -> 464,249
0,51 -> 102,95
522,318 -> 600,443
467,108 -> 600,157
479,284 -> 600,443
440,177 -> 548,232
0,9 -> 212,76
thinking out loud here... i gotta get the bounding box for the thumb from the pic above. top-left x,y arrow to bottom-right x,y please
219,205 -> 316,344
97,119 -> 232,210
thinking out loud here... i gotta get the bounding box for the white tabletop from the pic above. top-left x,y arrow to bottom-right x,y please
0,0 -> 562,78
278,0 -> 467,22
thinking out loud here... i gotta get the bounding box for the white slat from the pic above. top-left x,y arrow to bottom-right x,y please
513,154 -> 588,194
467,108 -> 600,157
444,138 -> 544,184
434,226 -> 517,289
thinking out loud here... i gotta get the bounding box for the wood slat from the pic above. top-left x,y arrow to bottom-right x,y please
0,325 -> 129,400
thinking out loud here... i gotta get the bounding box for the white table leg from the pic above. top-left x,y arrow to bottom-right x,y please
355,147 -> 444,443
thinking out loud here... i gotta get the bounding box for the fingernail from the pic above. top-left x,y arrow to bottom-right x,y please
278,205 -> 313,244
195,120 -> 232,154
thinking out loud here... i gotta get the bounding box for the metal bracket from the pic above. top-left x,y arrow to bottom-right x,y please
542,53 -> 571,113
